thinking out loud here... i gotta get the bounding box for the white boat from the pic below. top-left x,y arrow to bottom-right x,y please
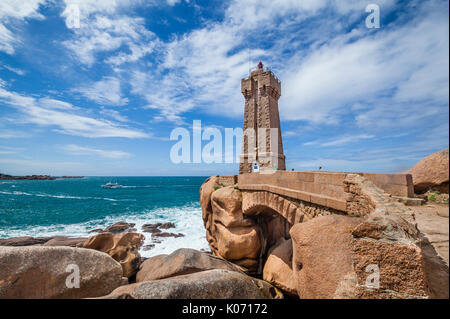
101,182 -> 123,189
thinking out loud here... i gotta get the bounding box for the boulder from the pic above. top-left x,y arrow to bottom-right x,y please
0,236 -> 52,246
290,213 -> 436,299
343,174 -> 448,299
287,174 -> 446,299
142,222 -> 175,233
199,176 -> 219,226
42,236 -> 87,247
412,204 -> 449,265
0,246 -> 124,299
151,232 -> 184,238
262,238 -> 296,295
405,204 -> 449,298
101,269 -> 283,299
83,232 -> 144,278
88,228 -> 104,234
211,186 -> 251,228
136,248 -> 244,282
142,224 -> 161,233
406,148 -> 449,194
0,236 -> 86,247
418,235 -> 449,299
199,176 -> 219,251
159,222 -> 176,229
208,186 -> 261,273
290,215 -> 361,299
95,283 -> 140,299
104,221 -> 136,234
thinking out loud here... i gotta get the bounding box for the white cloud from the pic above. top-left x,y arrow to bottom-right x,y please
131,22 -> 266,121
130,0 -> 447,130
0,87 -> 149,138
38,97 -> 76,110
304,134 -> 375,147
3,65 -> 26,75
0,0 -> 46,20
281,0 -> 448,125
166,0 -> 182,6
0,129 -> 32,138
100,108 -> 129,122
75,76 -> 128,106
62,144 -> 133,159
0,24 -> 16,54
130,70 -> 195,123
0,157 -> 85,176
0,145 -> 22,153
291,127 -> 449,173
0,0 -> 47,54
3,0 -> 448,135
127,0 -> 402,122
283,131 -> 298,137
61,0 -> 142,17
0,145 -> 23,154
225,0 -> 327,29
62,7 -> 157,66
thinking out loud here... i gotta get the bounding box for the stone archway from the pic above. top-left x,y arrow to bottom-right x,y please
200,177 -> 349,274
240,191 -> 307,274
242,191 -> 305,225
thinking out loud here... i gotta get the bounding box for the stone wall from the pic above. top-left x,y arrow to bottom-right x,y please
357,172 -> 414,197
216,175 -> 237,187
238,171 -> 348,211
238,171 -> 415,213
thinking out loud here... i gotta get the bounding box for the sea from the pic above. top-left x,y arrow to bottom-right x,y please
0,176 -> 210,257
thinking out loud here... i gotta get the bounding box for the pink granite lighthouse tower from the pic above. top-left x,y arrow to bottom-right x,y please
239,62 -> 286,174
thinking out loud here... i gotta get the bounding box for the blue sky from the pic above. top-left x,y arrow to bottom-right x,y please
0,0 -> 448,176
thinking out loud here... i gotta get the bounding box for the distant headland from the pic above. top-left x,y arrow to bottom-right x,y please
0,173 -> 84,180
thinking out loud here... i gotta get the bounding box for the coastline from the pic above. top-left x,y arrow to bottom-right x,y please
0,173 -> 84,180
1,158 -> 448,299
0,176 -> 209,258
0,172 -> 448,299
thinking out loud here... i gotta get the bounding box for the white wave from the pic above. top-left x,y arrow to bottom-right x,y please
0,203 -> 209,257
0,191 -> 134,202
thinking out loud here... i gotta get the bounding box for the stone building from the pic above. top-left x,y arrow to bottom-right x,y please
239,61 -> 286,174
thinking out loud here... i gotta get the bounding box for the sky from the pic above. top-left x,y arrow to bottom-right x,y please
0,0 -> 448,176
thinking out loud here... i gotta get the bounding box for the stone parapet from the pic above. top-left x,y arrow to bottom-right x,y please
237,171 -> 415,213
216,175 -> 237,186
356,172 -> 414,197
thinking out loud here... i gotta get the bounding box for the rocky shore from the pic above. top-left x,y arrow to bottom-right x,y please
0,230 -> 282,299
0,173 -> 84,180
1,175 -> 448,299
0,219 -> 282,299
0,150 -> 448,299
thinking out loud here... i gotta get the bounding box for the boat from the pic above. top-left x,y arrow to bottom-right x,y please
101,182 -> 123,189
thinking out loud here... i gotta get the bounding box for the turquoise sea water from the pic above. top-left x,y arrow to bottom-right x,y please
0,176 -> 209,256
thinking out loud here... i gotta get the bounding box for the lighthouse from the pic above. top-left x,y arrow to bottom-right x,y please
239,62 -> 286,174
